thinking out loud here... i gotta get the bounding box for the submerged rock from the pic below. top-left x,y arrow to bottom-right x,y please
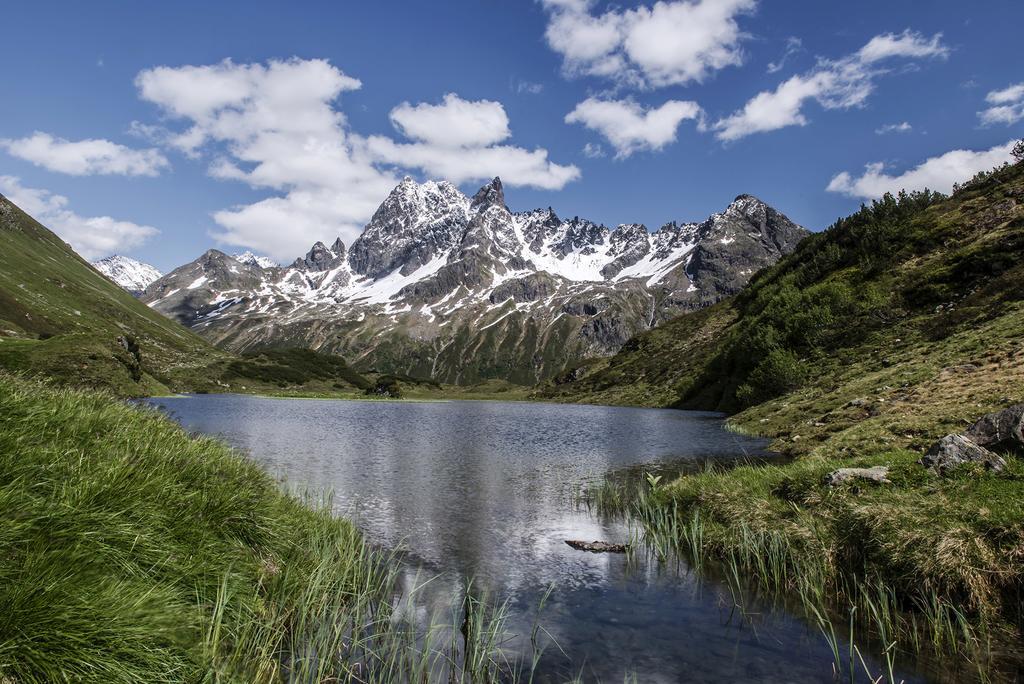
824,466 -> 890,486
565,540 -> 628,554
920,434 -> 1006,474
964,404 -> 1024,451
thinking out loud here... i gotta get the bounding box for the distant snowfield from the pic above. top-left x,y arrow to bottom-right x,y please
92,255 -> 162,293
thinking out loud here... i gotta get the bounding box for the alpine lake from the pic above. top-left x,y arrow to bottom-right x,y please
146,394 -> 940,683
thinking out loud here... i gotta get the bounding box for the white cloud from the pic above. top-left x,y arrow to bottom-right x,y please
875,121 -> 912,135
713,30 -> 947,141
582,142 -> 606,158
366,138 -> 580,190
541,0 -> 755,88
135,58 -> 400,261
565,97 -> 702,158
513,79 -> 544,95
0,175 -> 158,260
766,37 -> 802,74
136,59 -> 577,260
856,30 -> 948,64
0,132 -> 169,177
389,93 -> 510,148
985,82 -> 1024,105
366,93 -> 579,190
826,140 -> 1015,199
978,82 -> 1024,126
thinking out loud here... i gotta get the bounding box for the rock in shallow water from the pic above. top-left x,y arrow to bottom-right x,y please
565,540 -> 629,553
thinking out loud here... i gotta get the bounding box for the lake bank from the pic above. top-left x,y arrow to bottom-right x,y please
5,372 -> 1012,681
0,374 -> 518,682
586,436 -> 1024,682
146,391 -> 944,682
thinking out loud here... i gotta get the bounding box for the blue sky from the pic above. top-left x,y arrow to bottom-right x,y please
1,0 -> 1022,270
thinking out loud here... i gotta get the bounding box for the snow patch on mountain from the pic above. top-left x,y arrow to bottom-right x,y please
91,255 -> 162,295
142,177 -> 808,384
232,251 -> 277,269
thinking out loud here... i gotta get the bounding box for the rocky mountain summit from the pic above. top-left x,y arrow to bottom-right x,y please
232,251 -> 277,269
143,177 -> 807,384
91,255 -> 162,296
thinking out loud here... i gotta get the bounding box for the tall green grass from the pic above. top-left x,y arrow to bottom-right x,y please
0,373 -> 522,683
577,471 -> 1004,683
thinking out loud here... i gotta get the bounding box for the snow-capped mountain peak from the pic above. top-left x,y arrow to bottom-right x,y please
231,251 -> 277,269
92,255 -> 162,295
143,177 -> 808,385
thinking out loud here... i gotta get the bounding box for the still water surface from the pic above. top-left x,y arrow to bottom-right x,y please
147,394 -> 930,683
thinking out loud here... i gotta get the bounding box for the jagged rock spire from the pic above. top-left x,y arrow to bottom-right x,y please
471,177 -> 505,210
291,240 -> 345,272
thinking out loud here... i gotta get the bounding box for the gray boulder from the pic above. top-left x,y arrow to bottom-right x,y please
964,404 -> 1024,451
825,466 -> 891,486
920,434 -> 1006,474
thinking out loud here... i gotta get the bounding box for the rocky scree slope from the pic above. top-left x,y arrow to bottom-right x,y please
143,177 -> 806,384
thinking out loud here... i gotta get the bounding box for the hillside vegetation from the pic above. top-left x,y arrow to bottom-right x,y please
223,348 -> 374,391
0,374 -> 517,682
0,193 -> 225,395
551,159 -> 1024,676
539,159 -> 1024,456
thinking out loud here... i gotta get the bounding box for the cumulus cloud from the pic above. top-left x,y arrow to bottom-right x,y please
978,82 -> 1024,126
0,132 -> 169,176
365,140 -> 580,190
565,97 -> 702,158
826,140 -> 1016,199
713,30 -> 947,141
136,58 -> 395,262
582,142 -> 606,158
389,94 -> 510,148
875,121 -> 912,135
0,175 -> 158,260
135,60 -> 577,260
541,0 -> 755,88
366,93 -> 579,190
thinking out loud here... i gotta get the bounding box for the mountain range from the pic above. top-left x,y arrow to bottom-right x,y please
141,177 -> 807,384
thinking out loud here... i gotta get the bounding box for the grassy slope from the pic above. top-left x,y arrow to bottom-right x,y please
0,373 -> 386,682
542,162 -> 1024,636
537,160 -> 1024,453
0,196 -> 403,399
0,194 -> 226,395
536,304 -> 737,407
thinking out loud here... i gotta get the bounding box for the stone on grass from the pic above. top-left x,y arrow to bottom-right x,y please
920,434 -> 1006,474
964,404 -> 1024,451
824,466 -> 890,487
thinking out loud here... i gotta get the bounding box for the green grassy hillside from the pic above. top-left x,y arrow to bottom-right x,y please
0,194 -> 227,394
538,159 -> 1024,458
0,373 -> 373,681
553,159 -> 1024,676
0,374 -> 516,682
